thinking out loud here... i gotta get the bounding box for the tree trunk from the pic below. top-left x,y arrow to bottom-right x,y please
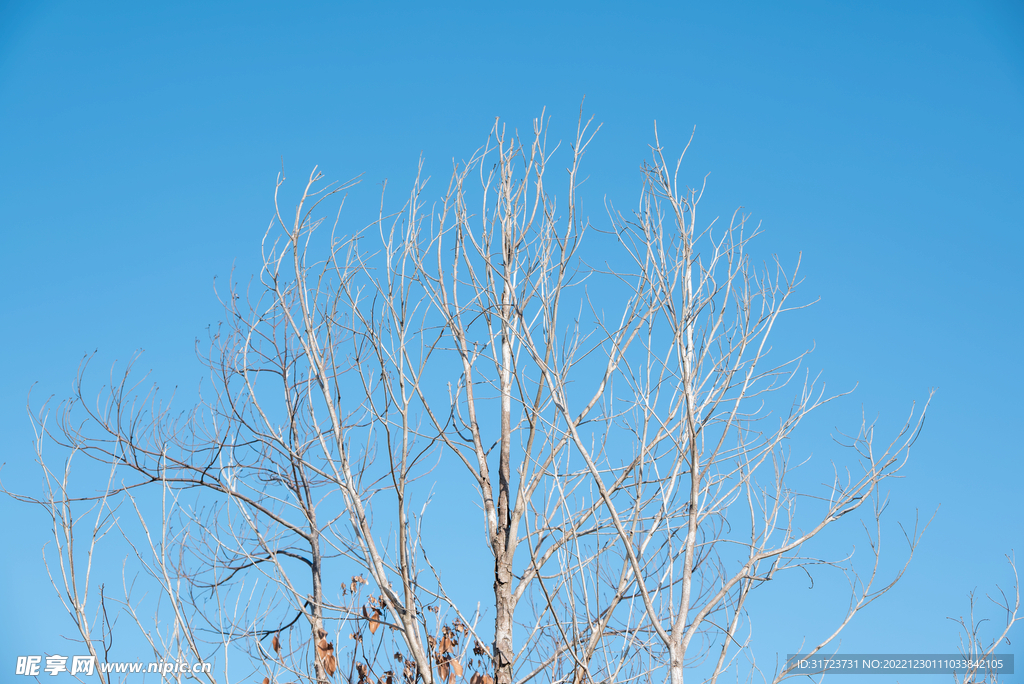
669,643 -> 685,684
310,510 -> 329,684
493,231 -> 515,684
493,552 -> 515,684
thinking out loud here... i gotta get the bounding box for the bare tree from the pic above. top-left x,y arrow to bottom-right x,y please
946,556 -> 1021,684
13,111 -> 1008,684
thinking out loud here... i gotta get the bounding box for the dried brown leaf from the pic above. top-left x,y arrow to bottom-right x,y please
316,636 -> 336,677
369,608 -> 382,634
272,634 -> 281,656
325,654 -> 337,677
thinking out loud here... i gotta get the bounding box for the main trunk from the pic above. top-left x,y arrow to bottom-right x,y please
493,245 -> 515,684
669,644 -> 685,684
310,513 -> 328,684
493,551 -> 515,684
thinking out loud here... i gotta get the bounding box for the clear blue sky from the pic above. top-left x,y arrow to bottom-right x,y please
1,1 -> 1022,681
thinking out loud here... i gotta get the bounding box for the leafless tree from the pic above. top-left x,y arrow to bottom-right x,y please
945,556 -> 1020,684
13,111 -> 1009,684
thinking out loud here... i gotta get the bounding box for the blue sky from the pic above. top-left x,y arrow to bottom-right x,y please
1,1 -> 1022,681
